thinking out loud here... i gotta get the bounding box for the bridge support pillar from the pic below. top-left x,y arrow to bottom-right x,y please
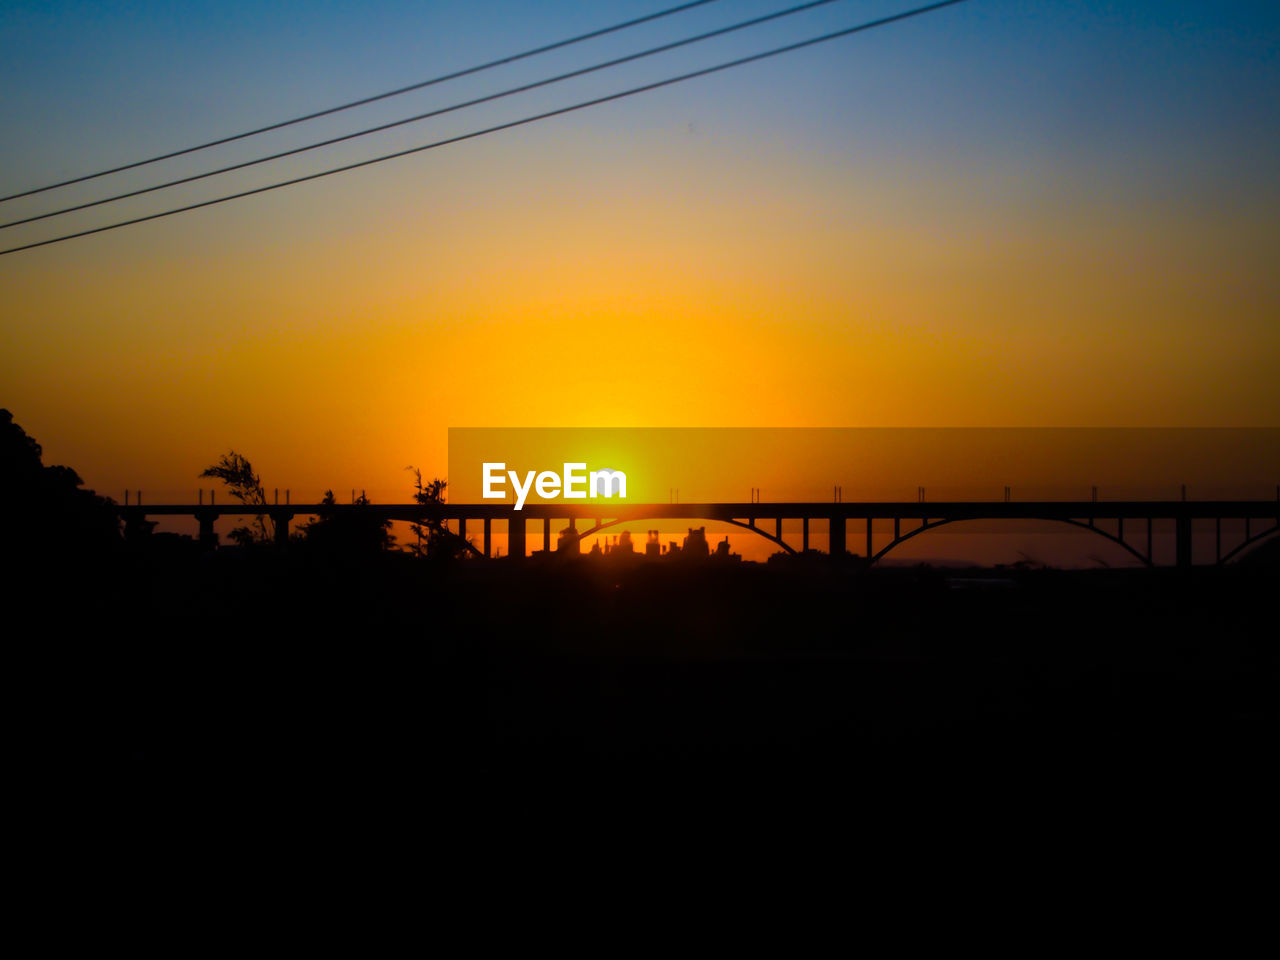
802,517 -> 809,552
829,516 -> 845,559
274,512 -> 293,549
195,509 -> 218,551
1176,515 -> 1192,568
483,518 -> 492,558
508,518 -> 525,560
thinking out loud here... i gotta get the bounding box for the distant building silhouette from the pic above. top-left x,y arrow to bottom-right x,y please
682,526 -> 709,557
646,530 -> 661,558
557,521 -> 580,554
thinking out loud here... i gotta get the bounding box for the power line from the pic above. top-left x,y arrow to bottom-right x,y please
0,0 -> 969,258
0,0 -> 721,204
1,0 -> 847,231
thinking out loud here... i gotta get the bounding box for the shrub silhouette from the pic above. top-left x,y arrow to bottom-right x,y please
300,489 -> 394,556
0,408 -> 119,561
407,467 -> 472,559
200,450 -> 273,546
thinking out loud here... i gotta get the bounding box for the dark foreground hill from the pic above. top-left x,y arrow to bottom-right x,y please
23,545 -> 1274,810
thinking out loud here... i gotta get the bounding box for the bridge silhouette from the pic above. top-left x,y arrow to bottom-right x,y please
119,497 -> 1280,567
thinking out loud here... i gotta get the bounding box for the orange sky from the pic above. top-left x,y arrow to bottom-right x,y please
2,2 -> 1277,507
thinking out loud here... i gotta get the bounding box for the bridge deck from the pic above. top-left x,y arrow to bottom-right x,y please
119,500 -> 1279,521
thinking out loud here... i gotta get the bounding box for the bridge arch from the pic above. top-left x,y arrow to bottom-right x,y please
1218,522 -> 1279,565
870,516 -> 1154,568
569,513 -> 1160,566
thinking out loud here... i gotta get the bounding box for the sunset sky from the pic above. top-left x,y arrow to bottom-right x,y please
2,0 -> 1277,506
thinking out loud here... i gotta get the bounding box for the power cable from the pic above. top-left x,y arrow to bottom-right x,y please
0,0 -> 969,258
0,0 -> 722,203
0,0 -> 847,231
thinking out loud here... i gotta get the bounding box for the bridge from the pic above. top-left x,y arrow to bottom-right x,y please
118,497 -> 1280,567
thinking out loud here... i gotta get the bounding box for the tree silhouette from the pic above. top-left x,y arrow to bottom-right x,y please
406,467 -> 471,559
1,408 -> 119,559
200,451 -> 273,545
300,489 -> 394,556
